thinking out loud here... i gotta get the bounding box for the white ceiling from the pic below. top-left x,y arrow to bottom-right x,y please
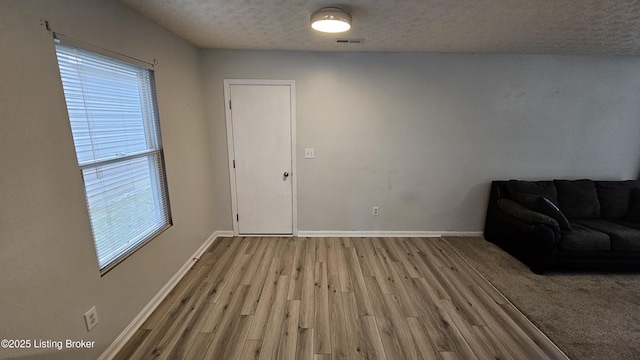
120,0 -> 640,55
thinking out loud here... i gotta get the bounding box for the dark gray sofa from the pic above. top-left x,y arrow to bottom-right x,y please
484,179 -> 640,274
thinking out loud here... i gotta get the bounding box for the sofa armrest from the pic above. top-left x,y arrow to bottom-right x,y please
497,199 -> 560,240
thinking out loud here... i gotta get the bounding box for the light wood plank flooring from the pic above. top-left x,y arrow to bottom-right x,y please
114,237 -> 568,359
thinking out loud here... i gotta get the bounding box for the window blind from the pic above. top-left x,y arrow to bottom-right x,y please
55,43 -> 171,273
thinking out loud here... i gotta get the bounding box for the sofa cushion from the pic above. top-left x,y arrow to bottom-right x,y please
573,219 -> 640,252
507,180 -> 558,206
611,219 -> 640,230
511,193 -> 571,231
560,222 -> 610,251
554,180 -> 600,219
595,181 -> 640,219
625,188 -> 640,222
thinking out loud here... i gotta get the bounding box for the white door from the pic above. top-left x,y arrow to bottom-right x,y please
225,80 -> 296,235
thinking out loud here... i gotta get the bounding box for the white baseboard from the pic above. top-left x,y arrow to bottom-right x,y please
98,230 -> 223,360
214,230 -> 234,237
210,230 -> 483,238
296,230 -> 483,237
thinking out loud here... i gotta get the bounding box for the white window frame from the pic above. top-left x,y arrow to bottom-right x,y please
54,36 -> 172,275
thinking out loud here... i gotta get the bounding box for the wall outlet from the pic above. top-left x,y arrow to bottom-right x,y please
372,206 -> 379,216
84,306 -> 99,331
304,148 -> 315,159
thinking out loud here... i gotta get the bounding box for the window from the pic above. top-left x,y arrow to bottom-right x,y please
55,42 -> 171,274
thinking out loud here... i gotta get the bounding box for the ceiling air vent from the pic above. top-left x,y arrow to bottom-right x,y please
336,39 -> 364,44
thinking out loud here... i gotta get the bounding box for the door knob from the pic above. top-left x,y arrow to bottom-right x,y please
283,172 -> 289,177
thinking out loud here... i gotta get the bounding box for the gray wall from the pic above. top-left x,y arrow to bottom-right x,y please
201,50 -> 640,232
0,1 -> 216,359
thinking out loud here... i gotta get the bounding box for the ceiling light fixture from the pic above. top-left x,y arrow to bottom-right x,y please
310,7 -> 352,33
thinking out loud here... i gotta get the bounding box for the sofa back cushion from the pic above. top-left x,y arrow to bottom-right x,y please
554,179 -> 601,219
506,180 -> 558,206
595,181 -> 640,219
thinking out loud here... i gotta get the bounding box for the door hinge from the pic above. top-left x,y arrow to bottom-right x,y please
236,214 -> 239,222
229,100 -> 232,109
233,159 -> 235,168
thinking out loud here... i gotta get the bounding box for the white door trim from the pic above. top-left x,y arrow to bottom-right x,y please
223,79 -> 297,236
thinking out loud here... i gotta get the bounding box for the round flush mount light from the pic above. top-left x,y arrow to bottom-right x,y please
310,7 -> 352,33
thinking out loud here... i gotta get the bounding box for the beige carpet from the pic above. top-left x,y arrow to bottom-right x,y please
443,236 -> 640,360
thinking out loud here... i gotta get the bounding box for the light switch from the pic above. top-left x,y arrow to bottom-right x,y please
304,148 -> 315,159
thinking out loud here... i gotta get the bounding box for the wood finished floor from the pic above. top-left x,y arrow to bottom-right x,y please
114,237 -> 568,360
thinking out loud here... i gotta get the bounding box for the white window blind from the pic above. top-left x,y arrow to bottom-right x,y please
55,43 -> 171,274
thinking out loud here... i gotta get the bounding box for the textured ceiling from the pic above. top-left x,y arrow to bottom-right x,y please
120,0 -> 640,55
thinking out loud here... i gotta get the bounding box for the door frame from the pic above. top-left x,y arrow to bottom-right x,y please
223,79 -> 297,236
